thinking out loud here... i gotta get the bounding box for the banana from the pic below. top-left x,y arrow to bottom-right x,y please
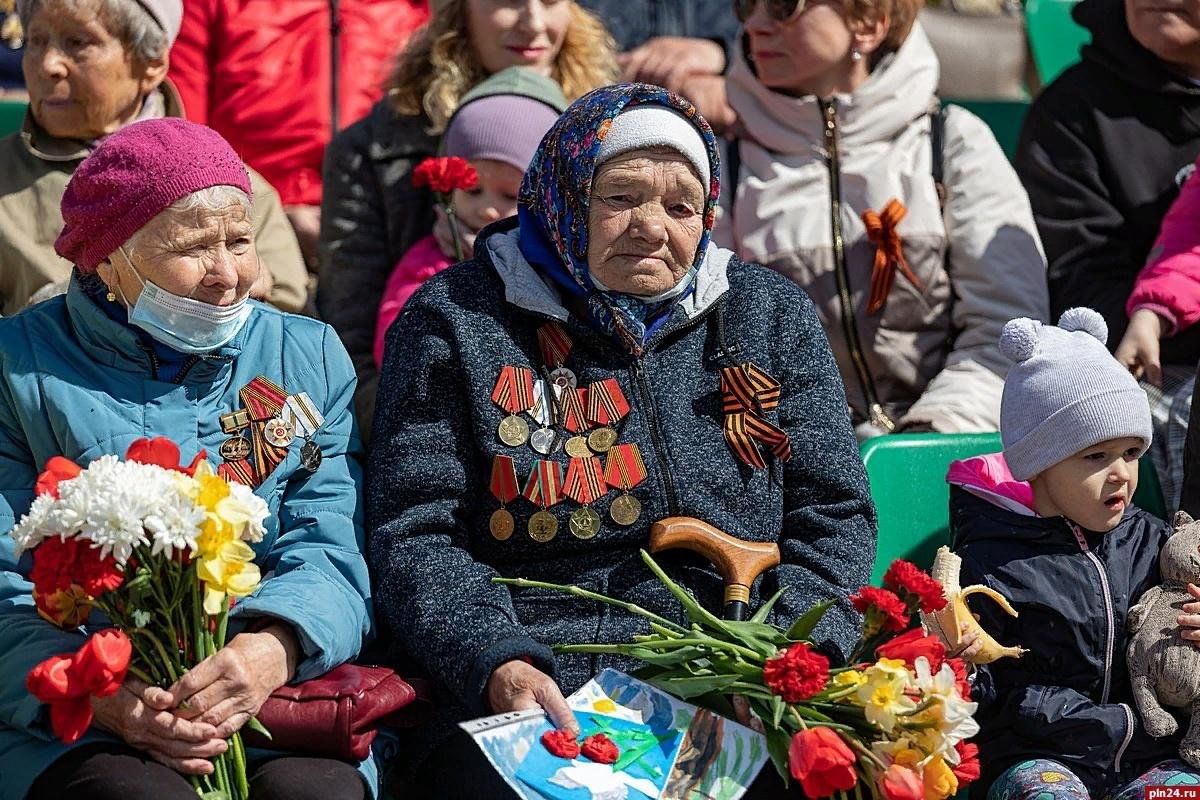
922,546 -> 1027,664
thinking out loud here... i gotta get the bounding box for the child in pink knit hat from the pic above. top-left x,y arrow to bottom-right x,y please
373,68 -> 565,368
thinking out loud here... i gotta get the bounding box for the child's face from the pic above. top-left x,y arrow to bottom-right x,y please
1031,436 -> 1144,532
452,159 -> 524,234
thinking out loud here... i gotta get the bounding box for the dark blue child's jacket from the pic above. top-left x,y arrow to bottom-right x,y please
950,480 -> 1179,796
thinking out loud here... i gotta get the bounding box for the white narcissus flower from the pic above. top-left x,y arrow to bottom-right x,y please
857,657 -> 917,733
911,657 -> 980,752
218,482 -> 269,543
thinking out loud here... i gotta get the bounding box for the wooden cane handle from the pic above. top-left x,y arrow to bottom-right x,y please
648,517 -> 781,591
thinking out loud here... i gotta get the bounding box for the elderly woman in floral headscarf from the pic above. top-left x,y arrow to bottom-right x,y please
367,83 -> 876,798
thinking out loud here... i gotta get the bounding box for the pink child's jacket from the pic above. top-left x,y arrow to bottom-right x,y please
374,235 -> 453,368
1126,157 -> 1200,335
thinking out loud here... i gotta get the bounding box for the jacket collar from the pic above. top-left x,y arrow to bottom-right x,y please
65,273 -> 245,381
481,219 -> 733,325
20,80 -> 180,163
726,22 -> 940,155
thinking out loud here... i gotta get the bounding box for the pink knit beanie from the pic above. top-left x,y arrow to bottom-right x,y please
56,118 -> 252,272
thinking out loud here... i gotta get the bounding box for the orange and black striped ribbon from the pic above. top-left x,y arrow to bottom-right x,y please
239,376 -> 290,480
218,458 -> 258,487
563,456 -> 608,505
720,364 -> 792,469
491,365 -> 536,414
537,323 -> 573,367
603,443 -> 648,491
489,455 -> 520,504
522,460 -> 563,508
863,199 -> 922,315
559,387 -> 589,433
587,378 -> 630,426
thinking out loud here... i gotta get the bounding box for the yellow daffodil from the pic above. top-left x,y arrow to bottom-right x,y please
197,539 -> 260,614
856,658 -> 916,732
922,755 -> 958,800
832,669 -> 866,691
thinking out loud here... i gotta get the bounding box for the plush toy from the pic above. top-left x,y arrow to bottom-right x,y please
1127,511 -> 1200,766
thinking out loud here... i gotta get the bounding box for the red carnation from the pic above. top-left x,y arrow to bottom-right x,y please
878,764 -> 924,800
412,156 -> 479,195
580,733 -> 620,764
76,547 -> 124,597
850,586 -> 909,633
35,456 -> 81,499
883,559 -> 947,613
953,741 -> 981,785
763,642 -> 830,703
947,658 -> 972,701
30,538 -> 81,596
788,727 -> 857,797
876,627 -> 947,673
541,728 -> 580,759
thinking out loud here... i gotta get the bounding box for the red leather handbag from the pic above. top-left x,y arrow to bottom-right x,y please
242,664 -> 431,761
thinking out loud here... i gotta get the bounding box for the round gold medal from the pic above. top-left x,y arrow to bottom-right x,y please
528,510 -> 559,542
587,427 -> 618,453
219,434 -> 251,462
609,494 -> 642,526
569,507 -> 601,539
489,508 -> 515,541
564,436 -> 592,458
497,415 -> 530,447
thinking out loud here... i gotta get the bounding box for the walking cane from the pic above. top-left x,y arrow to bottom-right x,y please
648,517 -> 781,621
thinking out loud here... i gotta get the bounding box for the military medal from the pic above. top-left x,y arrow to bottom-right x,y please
264,416 -> 295,447
489,455 -> 520,541
550,367 -> 577,389
585,378 -> 629,454
239,376 -> 290,481
219,434 -> 251,462
721,363 -> 791,469
563,456 -> 608,540
282,392 -> 326,473
564,436 -> 592,458
523,460 -> 563,542
491,365 -> 537,447
529,426 -> 560,455
604,443 -> 648,526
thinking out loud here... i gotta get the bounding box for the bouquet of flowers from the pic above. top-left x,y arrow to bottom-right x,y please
497,553 -> 980,799
412,155 -> 480,262
9,437 -> 271,800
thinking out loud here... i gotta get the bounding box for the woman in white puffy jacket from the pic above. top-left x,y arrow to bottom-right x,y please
717,0 -> 1049,439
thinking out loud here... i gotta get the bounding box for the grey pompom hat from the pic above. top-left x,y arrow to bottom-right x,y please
999,307 -> 1152,481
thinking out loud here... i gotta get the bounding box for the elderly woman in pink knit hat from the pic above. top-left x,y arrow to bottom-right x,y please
0,118 -> 373,800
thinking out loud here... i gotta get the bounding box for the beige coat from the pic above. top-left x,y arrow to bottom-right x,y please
718,24 -> 1049,436
0,84 -> 308,316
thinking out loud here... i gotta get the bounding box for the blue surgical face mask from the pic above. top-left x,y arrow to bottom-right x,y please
115,246 -> 252,354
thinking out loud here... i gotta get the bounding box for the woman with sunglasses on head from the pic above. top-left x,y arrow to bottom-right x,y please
717,0 -> 1049,441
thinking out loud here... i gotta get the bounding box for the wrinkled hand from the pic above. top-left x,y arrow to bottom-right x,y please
283,204 -> 322,272
1178,583 -> 1200,644
91,677 -> 227,775
1115,308 -> 1166,387
486,660 -> 578,732
677,74 -> 737,138
158,624 -> 301,738
619,36 -> 725,91
432,205 -> 478,262
249,262 -> 274,302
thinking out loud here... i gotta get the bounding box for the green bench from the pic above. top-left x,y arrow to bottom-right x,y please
0,99 -> 26,137
1025,0 -> 1091,86
863,432 -> 1167,582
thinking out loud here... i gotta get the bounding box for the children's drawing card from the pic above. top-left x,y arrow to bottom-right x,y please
459,668 -> 769,800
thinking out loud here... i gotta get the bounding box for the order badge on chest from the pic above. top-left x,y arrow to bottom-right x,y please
216,376 -> 326,488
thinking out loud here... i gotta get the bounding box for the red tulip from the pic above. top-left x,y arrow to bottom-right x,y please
788,727 -> 857,797
35,456 -> 81,499
876,627 -> 947,673
878,764 -> 924,800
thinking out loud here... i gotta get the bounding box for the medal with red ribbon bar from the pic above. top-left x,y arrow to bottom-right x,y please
720,363 -> 792,470
488,455 -> 520,541
491,365 -> 536,447
523,460 -> 563,542
238,375 -> 290,482
560,387 -> 592,457
586,378 -> 629,454
603,443 -> 647,526
538,323 -> 576,389
563,456 -> 608,539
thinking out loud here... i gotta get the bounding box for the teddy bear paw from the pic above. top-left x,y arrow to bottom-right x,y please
1144,711 -> 1179,738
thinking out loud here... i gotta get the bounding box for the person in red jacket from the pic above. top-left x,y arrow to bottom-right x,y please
168,0 -> 429,273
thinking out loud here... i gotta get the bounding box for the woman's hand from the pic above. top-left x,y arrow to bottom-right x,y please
486,660 -> 578,733
91,677 -> 228,775
1115,308 -> 1167,387
1177,583 -> 1200,644
618,37 -> 726,92
158,623 -> 301,738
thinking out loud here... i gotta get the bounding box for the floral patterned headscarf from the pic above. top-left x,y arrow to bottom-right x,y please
517,83 -> 721,355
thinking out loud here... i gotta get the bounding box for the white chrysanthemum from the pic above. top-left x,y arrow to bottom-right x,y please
11,493 -> 58,555
219,482 -> 269,543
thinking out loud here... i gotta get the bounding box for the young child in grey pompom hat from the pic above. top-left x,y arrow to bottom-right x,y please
931,307 -> 1200,798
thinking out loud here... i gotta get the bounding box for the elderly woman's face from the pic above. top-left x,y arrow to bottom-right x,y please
587,150 -> 706,296
1126,0 -> 1200,74
466,0 -> 571,77
97,199 -> 260,309
23,0 -> 166,140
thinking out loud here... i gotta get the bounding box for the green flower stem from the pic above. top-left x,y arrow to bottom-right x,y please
788,707 -> 808,731
213,749 -> 230,799
493,577 -> 688,634
556,634 -> 761,662
231,732 -> 249,799
126,664 -> 156,685
637,550 -> 733,637
443,200 -> 465,263
847,737 -> 888,771
215,610 -> 229,650
133,628 -> 180,683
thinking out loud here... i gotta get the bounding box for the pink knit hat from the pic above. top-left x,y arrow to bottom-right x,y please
56,118 -> 252,272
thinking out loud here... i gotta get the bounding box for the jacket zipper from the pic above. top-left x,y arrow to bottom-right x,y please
630,356 -> 679,516
1114,703 -> 1134,772
1070,521 -> 1116,704
819,99 -> 893,432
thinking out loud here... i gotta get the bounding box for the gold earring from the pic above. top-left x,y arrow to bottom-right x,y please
106,291 -> 116,302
